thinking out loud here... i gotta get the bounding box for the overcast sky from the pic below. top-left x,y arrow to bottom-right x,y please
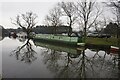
0,0 -> 114,29
0,2 -> 59,29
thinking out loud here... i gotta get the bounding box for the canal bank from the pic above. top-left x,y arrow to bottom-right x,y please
34,34 -> 120,48
86,37 -> 120,47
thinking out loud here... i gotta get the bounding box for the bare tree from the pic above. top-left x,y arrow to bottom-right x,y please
58,2 -> 77,36
44,6 -> 62,34
93,16 -> 107,34
76,0 -> 102,41
107,1 -> 120,39
107,1 -> 120,74
11,11 -> 38,38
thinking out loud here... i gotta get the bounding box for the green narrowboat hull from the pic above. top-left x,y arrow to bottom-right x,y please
34,34 -> 85,46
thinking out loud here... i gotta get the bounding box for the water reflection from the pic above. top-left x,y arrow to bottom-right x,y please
0,34 -> 1,77
17,37 -> 26,42
3,37 -> 119,78
10,38 -> 37,64
35,41 -> 119,78
0,36 -> 4,41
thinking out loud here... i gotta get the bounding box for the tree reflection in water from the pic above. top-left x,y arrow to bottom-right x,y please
118,51 -> 120,79
10,39 -> 37,64
117,36 -> 120,79
42,49 -> 62,73
42,46 -> 119,78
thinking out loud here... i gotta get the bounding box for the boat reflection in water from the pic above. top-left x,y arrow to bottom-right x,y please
34,41 -> 119,78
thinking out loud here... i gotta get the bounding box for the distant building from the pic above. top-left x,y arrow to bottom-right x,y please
17,32 -> 27,38
9,32 -> 17,38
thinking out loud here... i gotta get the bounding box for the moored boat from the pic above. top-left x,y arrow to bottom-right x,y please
34,34 -> 84,46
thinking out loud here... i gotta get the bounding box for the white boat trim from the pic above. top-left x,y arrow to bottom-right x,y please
77,43 -> 85,46
111,46 -> 119,49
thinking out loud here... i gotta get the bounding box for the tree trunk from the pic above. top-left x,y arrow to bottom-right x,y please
54,26 -> 57,35
84,21 -> 87,43
68,16 -> 72,36
117,25 -> 119,39
68,27 -> 72,36
27,32 -> 30,39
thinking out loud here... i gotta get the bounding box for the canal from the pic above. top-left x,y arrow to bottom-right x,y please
1,37 -> 119,78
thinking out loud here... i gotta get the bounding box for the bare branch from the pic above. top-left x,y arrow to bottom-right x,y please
11,11 -> 38,35
58,2 -> 77,35
76,0 -> 103,38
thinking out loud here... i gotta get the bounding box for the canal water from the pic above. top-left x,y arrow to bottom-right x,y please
1,37 -> 119,78
0,37 -> 2,77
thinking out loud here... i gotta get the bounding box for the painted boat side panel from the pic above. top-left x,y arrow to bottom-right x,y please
35,34 -> 80,43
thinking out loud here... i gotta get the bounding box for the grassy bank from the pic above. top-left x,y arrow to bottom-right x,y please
86,37 -> 119,47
